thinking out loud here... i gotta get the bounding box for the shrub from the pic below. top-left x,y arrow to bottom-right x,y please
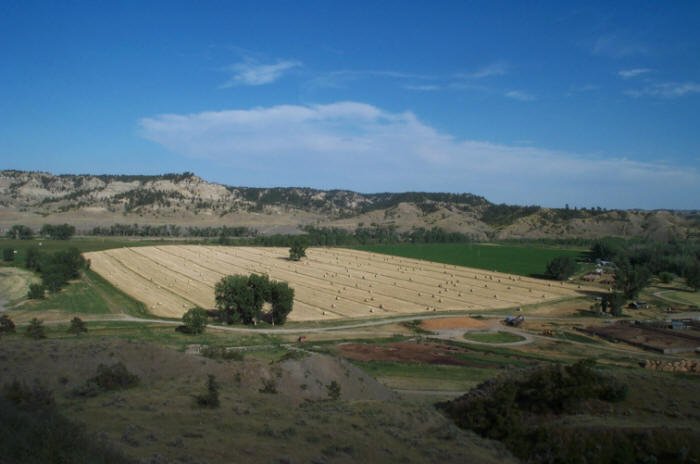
438,359 -> 628,453
658,271 -> 675,284
180,307 -> 207,334
27,283 -> 45,300
2,248 -> 14,262
25,318 -> 46,339
326,380 -> 341,400
68,317 -> 87,335
2,380 -> 55,411
200,346 -> 244,361
194,375 -> 220,408
259,378 -> 278,394
0,314 -> 15,334
72,362 -> 139,397
0,383 -> 132,463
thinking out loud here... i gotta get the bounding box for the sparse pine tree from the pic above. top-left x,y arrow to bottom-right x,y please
25,318 -> 46,339
0,314 -> 16,334
326,380 -> 341,400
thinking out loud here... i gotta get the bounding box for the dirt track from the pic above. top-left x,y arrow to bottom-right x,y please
85,246 -> 590,321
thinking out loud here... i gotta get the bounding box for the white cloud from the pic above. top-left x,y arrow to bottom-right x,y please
504,90 -> 535,101
625,81 -> 700,98
617,68 -> 651,79
139,102 -> 699,209
221,59 -> 301,87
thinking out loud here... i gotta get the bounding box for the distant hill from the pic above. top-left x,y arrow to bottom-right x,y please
1,170 -> 698,240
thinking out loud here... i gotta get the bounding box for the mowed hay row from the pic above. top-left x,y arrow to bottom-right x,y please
85,246 -> 590,321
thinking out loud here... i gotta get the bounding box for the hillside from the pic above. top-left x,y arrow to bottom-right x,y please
1,170 -> 698,240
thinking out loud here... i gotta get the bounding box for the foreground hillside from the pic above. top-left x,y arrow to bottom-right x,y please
1,170 -> 698,240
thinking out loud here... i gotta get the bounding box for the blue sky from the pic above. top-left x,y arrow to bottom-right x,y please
1,1 -> 699,209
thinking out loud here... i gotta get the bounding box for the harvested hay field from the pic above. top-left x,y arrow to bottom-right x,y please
85,246 -> 589,320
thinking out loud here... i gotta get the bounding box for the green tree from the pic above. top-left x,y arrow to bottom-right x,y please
40,223 -> 76,240
545,256 -> 577,281
6,224 -> 33,240
0,314 -> 16,334
589,240 -> 619,261
2,248 -> 15,262
270,281 -> 294,325
25,318 -> 46,339
181,307 -> 208,334
25,247 -> 42,271
289,238 -> 307,261
658,271 -> 675,284
215,275 -> 259,324
214,274 -> 294,325
68,317 -> 87,335
603,293 -> 626,316
27,283 -> 45,299
614,259 -> 651,299
685,261 -> 700,291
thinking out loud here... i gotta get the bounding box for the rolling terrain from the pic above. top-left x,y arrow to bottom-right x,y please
2,170 -> 698,240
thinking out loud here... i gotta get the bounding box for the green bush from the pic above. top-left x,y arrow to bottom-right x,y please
438,359 -> 628,460
2,248 -> 15,262
180,307 -> 207,334
0,382 -> 132,463
27,283 -> 45,300
658,271 -> 675,284
259,378 -> 278,394
326,380 -> 341,400
68,317 -> 87,335
545,256 -> 577,281
72,362 -> 139,397
25,318 -> 46,339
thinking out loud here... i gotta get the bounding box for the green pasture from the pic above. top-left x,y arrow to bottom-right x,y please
463,331 -> 526,343
355,243 -> 584,276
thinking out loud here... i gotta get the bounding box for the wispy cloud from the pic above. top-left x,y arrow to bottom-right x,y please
404,84 -> 441,91
504,90 -> 535,101
625,81 -> 700,99
458,61 -> 509,79
139,102 -> 699,208
592,35 -> 647,58
618,68 -> 651,79
309,61 -> 508,91
221,59 -> 301,87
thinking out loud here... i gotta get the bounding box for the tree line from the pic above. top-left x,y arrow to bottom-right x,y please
5,224 -> 75,240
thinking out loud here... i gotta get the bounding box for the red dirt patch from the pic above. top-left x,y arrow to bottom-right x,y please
421,316 -> 488,331
338,341 -> 473,366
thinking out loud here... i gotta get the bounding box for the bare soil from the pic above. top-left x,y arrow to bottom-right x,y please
338,341 -> 491,366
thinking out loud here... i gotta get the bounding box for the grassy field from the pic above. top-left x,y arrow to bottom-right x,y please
353,360 -> 498,391
355,243 -> 584,276
463,331 -> 526,343
0,236 -> 191,267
